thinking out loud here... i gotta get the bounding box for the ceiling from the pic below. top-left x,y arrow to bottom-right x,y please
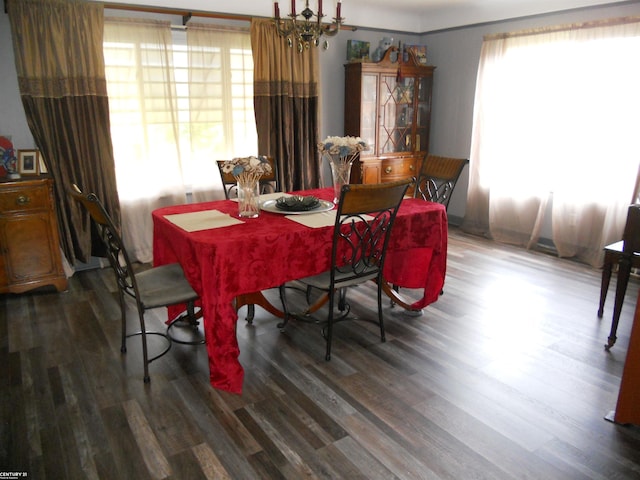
103,0 -> 634,32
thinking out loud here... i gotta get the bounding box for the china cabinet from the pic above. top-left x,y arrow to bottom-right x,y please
0,177 -> 67,293
344,47 -> 435,187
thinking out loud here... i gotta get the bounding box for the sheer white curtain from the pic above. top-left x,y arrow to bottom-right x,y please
464,18 -> 640,267
103,18 -> 185,263
103,19 -> 257,262
186,23 -> 257,202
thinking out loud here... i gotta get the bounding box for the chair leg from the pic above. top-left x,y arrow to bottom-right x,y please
306,285 -> 313,304
606,258 -> 632,351
137,310 -> 151,383
390,284 -> 399,307
338,288 -> 347,311
119,290 -> 127,353
378,281 -> 386,342
598,253 -> 614,318
246,304 -> 255,324
166,301 -> 205,345
277,285 -> 289,330
325,291 -> 335,361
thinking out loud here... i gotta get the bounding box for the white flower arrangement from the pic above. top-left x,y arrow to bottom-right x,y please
221,155 -> 272,184
318,136 -> 368,159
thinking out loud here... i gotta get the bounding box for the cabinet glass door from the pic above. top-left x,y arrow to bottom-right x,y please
360,74 -> 377,154
378,75 -> 414,154
415,76 -> 432,153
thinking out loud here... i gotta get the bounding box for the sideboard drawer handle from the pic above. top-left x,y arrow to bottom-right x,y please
16,195 -> 31,206
384,166 -> 392,174
409,164 -> 414,171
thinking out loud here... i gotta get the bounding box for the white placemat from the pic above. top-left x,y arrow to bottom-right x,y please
286,212 -> 375,229
285,211 -> 337,228
164,209 -> 244,232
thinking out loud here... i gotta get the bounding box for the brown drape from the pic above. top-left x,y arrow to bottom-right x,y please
7,0 -> 120,265
250,18 -> 321,192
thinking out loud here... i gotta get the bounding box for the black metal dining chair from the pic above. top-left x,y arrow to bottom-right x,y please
278,179 -> 412,361
70,184 -> 203,383
217,156 -> 279,200
414,154 -> 468,209
391,153 -> 468,303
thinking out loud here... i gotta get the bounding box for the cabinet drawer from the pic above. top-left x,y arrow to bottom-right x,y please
381,158 -> 417,180
0,183 -> 49,213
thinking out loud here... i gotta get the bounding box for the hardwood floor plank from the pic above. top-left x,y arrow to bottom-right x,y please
246,449 -> 288,480
329,436 -> 401,480
100,404 -> 153,480
40,425 -> 69,479
57,364 -> 102,480
5,382 -> 28,472
170,374 -> 263,479
166,447 -> 208,480
122,398 -> 172,479
340,412 -> 442,480
93,450 -> 120,480
191,442 -> 234,480
268,369 -> 349,443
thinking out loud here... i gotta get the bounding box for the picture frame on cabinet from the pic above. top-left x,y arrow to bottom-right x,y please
18,150 -> 39,175
346,40 -> 370,62
405,44 -> 428,65
39,155 -> 48,174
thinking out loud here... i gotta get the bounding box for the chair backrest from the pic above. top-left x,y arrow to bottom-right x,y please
622,204 -> 640,253
331,179 -> 412,285
217,157 -> 279,199
69,184 -> 139,300
414,154 -> 468,209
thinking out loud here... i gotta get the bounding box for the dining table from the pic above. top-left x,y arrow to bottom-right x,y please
152,187 -> 447,394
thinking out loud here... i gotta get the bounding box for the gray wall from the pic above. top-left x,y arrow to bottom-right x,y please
0,14 -> 33,150
2,2 -> 640,225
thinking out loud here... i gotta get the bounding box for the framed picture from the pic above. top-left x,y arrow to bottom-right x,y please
405,44 -> 428,65
39,155 -> 48,174
346,40 -> 370,62
18,150 -> 39,175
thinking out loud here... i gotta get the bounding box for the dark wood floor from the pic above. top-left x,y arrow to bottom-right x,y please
2,227 -> 640,479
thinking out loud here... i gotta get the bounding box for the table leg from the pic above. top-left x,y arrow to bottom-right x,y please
381,280 -> 424,313
235,279 -> 424,321
235,291 -> 286,319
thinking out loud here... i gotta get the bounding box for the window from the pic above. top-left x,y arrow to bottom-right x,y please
103,21 -> 256,203
466,19 -> 640,267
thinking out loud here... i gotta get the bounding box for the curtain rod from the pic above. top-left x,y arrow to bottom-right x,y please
101,2 -> 255,25
100,2 -> 356,30
484,14 -> 640,40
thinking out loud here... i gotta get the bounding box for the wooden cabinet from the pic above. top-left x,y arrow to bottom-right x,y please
345,47 -> 435,188
0,178 -> 67,293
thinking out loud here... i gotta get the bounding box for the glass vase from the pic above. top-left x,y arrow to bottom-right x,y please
328,154 -> 355,204
237,179 -> 260,218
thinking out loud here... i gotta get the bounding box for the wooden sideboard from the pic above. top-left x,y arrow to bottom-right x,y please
0,177 -> 67,293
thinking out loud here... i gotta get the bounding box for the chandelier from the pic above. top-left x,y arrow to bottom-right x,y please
273,1 -> 344,52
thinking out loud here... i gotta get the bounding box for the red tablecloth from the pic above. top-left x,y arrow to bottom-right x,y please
152,188 -> 447,394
